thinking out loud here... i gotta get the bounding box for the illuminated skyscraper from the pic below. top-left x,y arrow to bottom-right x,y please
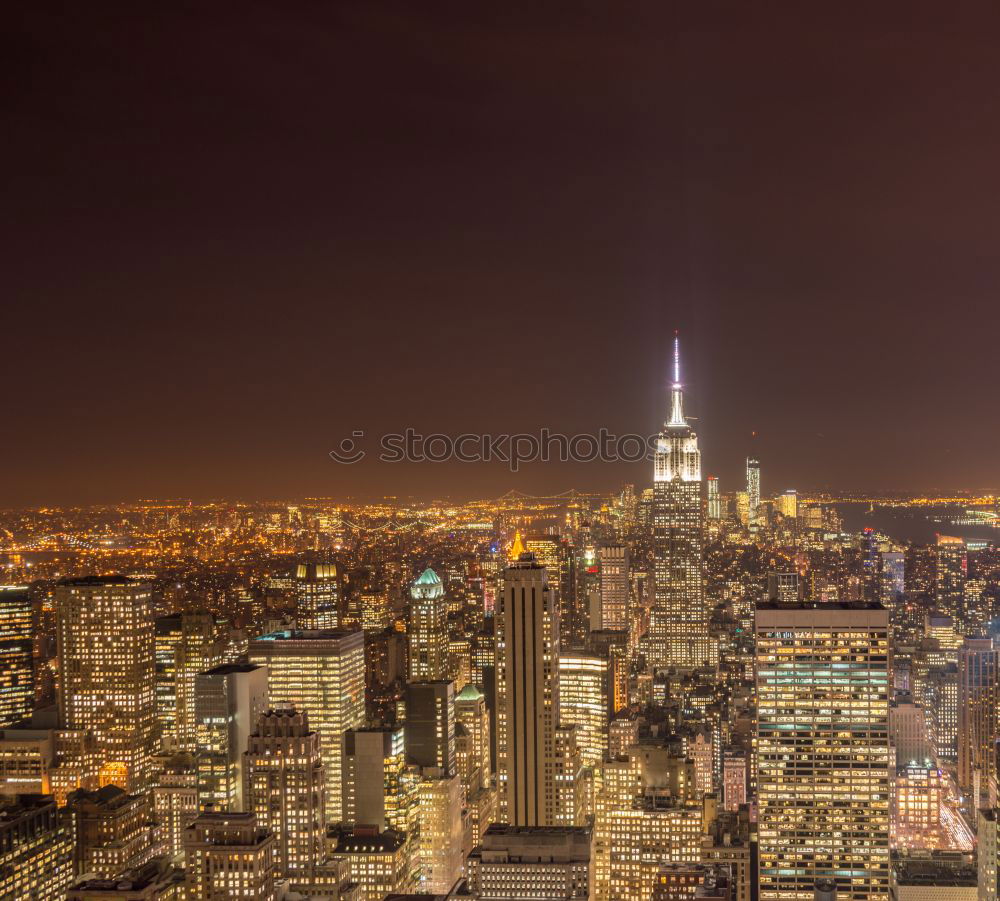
294,562 -> 340,630
776,489 -> 797,520
880,551 -> 905,606
151,751 -> 198,864
342,726 -> 418,836
980,808 -> 998,901
183,811 -> 275,901
496,551 -> 561,826
329,826 -> 416,900
745,458 -> 761,529
194,662 -> 268,812
405,680 -> 456,776
409,568 -> 448,681
706,477 -> 721,521
861,529 -> 880,600
558,652 -> 610,767
756,601 -> 890,901
66,784 -> 155,878
249,629 -> 365,823
56,577 -> 156,793
243,707 -> 326,878
957,637 -> 999,803
415,773 -> 464,893
525,533 -> 580,648
649,334 -> 711,670
0,794 -> 74,900
155,611 -> 223,752
0,585 -> 34,728
455,684 -> 495,843
598,545 -> 629,633
935,536 -> 967,618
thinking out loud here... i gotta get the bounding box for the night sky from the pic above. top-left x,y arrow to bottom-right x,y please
4,3 -> 1000,505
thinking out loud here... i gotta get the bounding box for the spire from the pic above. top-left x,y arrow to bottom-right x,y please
668,330 -> 686,427
510,530 -> 525,560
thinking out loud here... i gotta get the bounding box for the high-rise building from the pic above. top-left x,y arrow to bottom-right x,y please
249,629 -> 365,823
244,707 -> 326,878
756,601 -> 890,901
558,652 -> 610,767
880,551 -> 905,606
861,529 -> 880,600
155,612 -> 222,752
649,335 -> 711,670
405,680 -> 456,776
889,695 -> 932,768
590,629 -> 629,713
957,638 -> 999,802
776,489 -> 797,520
745,458 -> 761,529
598,545 -> 629,633
0,794 -> 74,900
409,568 -> 449,681
66,784 -> 156,878
0,586 -> 34,728
605,797 -> 703,900
415,772 -> 464,893
328,826 -> 416,901
454,684 -> 491,793
56,577 -> 156,793
553,724 -> 586,827
342,727 -> 418,836
455,683 -> 495,844
926,664 -> 959,763
765,572 -> 799,603
151,751 -> 198,864
403,678 -> 465,891
465,824 -> 594,901
524,532 -> 583,649
979,808 -> 998,901
706,477 -> 722,521
935,536 -> 967,618
496,551 -> 561,826
193,662 -> 268,812
294,562 -> 341,630
721,752 -> 746,812
183,811 -> 275,901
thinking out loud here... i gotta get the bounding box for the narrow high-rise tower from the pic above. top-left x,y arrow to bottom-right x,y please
756,601 -> 891,901
746,457 -> 761,530
648,334 -> 711,670
0,586 -> 34,728
495,551 -> 561,826
409,568 -> 448,681
56,577 -> 156,793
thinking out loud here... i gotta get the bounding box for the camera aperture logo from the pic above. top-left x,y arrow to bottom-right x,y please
330,428 -> 658,472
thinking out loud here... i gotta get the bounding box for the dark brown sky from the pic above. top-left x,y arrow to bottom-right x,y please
4,2 -> 1000,505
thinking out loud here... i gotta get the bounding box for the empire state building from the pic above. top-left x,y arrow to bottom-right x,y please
648,334 -> 713,670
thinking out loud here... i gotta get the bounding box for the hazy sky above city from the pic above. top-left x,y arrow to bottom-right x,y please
4,3 -> 1000,504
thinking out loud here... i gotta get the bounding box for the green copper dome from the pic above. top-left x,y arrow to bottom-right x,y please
411,567 -> 444,600
415,567 -> 441,585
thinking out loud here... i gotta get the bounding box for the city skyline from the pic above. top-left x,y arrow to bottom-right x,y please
3,6 -> 1000,901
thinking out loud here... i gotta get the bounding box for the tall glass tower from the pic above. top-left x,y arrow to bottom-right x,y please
756,601 -> 891,901
746,457 -> 761,530
648,334 -> 711,670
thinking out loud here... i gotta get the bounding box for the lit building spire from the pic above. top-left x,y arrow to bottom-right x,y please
668,330 -> 686,427
510,530 -> 526,560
